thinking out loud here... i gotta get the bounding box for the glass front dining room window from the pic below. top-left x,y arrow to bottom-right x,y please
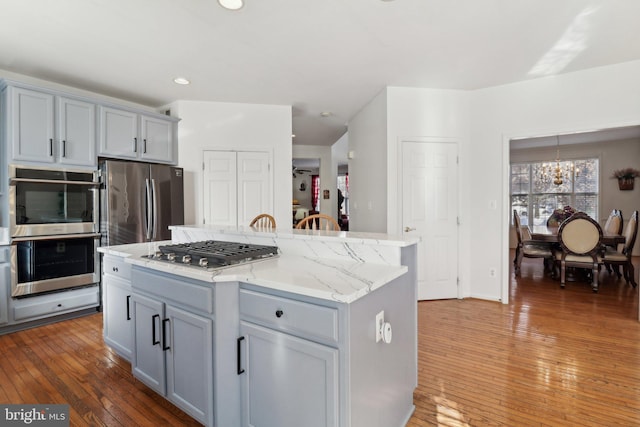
510,158 -> 599,226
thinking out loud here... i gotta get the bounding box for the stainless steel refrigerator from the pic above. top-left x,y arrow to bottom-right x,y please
99,159 -> 184,246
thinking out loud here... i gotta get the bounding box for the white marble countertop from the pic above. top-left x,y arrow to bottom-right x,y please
169,224 -> 419,247
98,241 -> 409,304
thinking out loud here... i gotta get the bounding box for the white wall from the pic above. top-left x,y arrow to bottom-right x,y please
347,89 -> 388,232
168,100 -> 292,228
471,60 -> 640,303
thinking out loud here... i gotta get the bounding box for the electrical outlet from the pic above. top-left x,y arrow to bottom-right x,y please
489,268 -> 496,278
375,310 -> 385,343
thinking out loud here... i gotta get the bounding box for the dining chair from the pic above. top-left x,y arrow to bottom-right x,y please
249,213 -> 276,229
603,209 -> 624,236
513,210 -> 553,276
554,212 -> 604,292
602,210 -> 638,288
295,214 -> 340,231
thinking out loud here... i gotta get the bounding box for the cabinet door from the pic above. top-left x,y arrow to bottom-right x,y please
102,275 -> 133,360
99,106 -> 138,159
240,321 -> 338,427
10,87 -> 55,163
165,305 -> 213,426
57,97 -> 96,167
131,293 -> 165,395
0,262 -> 9,325
140,115 -> 173,163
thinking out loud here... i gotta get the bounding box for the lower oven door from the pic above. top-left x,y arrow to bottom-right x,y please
11,233 -> 100,298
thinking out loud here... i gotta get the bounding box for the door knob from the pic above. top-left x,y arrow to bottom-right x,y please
404,226 -> 416,232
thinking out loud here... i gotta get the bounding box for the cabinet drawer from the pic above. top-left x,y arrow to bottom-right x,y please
132,268 -> 213,314
240,289 -> 338,344
13,286 -> 99,321
103,255 -> 132,281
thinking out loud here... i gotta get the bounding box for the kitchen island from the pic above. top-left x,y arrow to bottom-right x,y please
98,226 -> 418,427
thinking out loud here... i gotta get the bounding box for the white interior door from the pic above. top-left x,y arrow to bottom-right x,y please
237,151 -> 271,226
402,141 -> 459,300
203,150 -> 271,227
203,151 -> 237,226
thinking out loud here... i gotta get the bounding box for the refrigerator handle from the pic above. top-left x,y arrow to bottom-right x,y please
145,179 -> 153,240
151,178 -> 158,239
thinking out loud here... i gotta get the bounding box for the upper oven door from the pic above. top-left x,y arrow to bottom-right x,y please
9,165 -> 99,238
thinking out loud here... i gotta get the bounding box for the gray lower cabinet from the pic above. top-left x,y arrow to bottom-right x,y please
239,288 -> 340,427
239,321 -> 338,427
131,294 -> 213,425
0,247 -> 9,325
130,268 -> 214,426
102,255 -> 133,360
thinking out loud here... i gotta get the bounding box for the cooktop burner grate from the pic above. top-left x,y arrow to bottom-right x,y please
144,240 -> 279,269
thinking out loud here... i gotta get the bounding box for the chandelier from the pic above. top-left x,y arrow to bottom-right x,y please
539,135 -> 578,186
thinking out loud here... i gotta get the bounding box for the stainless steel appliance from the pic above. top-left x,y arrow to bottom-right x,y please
11,233 -> 100,297
143,240 -> 278,270
100,159 -> 184,246
8,165 -> 99,238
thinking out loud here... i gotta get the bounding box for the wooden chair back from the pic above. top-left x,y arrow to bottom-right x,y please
249,213 -> 276,229
295,214 -> 340,231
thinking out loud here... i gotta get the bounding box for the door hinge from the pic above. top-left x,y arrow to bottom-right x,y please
202,162 -> 205,171
457,216 -> 460,226
457,277 -> 460,286
456,155 -> 459,165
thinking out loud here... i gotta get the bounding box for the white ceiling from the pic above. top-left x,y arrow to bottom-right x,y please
2,0 -> 640,146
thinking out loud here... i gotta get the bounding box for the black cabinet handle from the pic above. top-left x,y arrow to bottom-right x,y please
133,137 -> 137,153
162,318 -> 171,351
62,140 -> 66,157
275,309 -> 284,318
143,138 -> 147,153
152,314 -> 160,345
237,336 -> 245,375
126,295 -> 131,321
49,139 -> 53,156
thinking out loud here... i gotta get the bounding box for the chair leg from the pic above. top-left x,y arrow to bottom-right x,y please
560,261 -> 566,288
515,251 -> 523,276
628,262 -> 638,288
591,263 -> 598,292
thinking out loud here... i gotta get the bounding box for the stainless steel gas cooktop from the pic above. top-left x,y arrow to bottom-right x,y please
143,240 -> 279,269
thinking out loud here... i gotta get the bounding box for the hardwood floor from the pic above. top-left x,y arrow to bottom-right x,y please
407,252 -> 640,426
1,254 -> 639,426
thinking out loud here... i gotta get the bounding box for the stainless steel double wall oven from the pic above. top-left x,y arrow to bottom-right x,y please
9,165 -> 100,297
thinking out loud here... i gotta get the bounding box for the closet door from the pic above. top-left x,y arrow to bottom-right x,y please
203,150 -> 271,227
237,151 -> 271,227
203,151 -> 238,226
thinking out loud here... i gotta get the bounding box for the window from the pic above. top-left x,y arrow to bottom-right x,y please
510,158 -> 599,226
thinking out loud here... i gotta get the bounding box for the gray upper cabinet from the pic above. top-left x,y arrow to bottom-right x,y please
5,86 -> 96,167
7,86 -> 55,164
57,96 -> 96,166
99,106 -> 175,164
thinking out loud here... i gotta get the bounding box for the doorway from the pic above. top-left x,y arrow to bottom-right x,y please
292,158 -> 319,227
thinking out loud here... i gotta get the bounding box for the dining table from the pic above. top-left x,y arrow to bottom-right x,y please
528,225 -> 625,246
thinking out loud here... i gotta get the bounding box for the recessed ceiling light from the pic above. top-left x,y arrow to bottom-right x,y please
320,111 -> 332,117
173,77 -> 190,85
218,0 -> 244,10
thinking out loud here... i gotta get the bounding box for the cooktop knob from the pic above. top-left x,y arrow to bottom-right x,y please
182,255 -> 192,264
199,258 -> 209,267
167,253 -> 176,261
